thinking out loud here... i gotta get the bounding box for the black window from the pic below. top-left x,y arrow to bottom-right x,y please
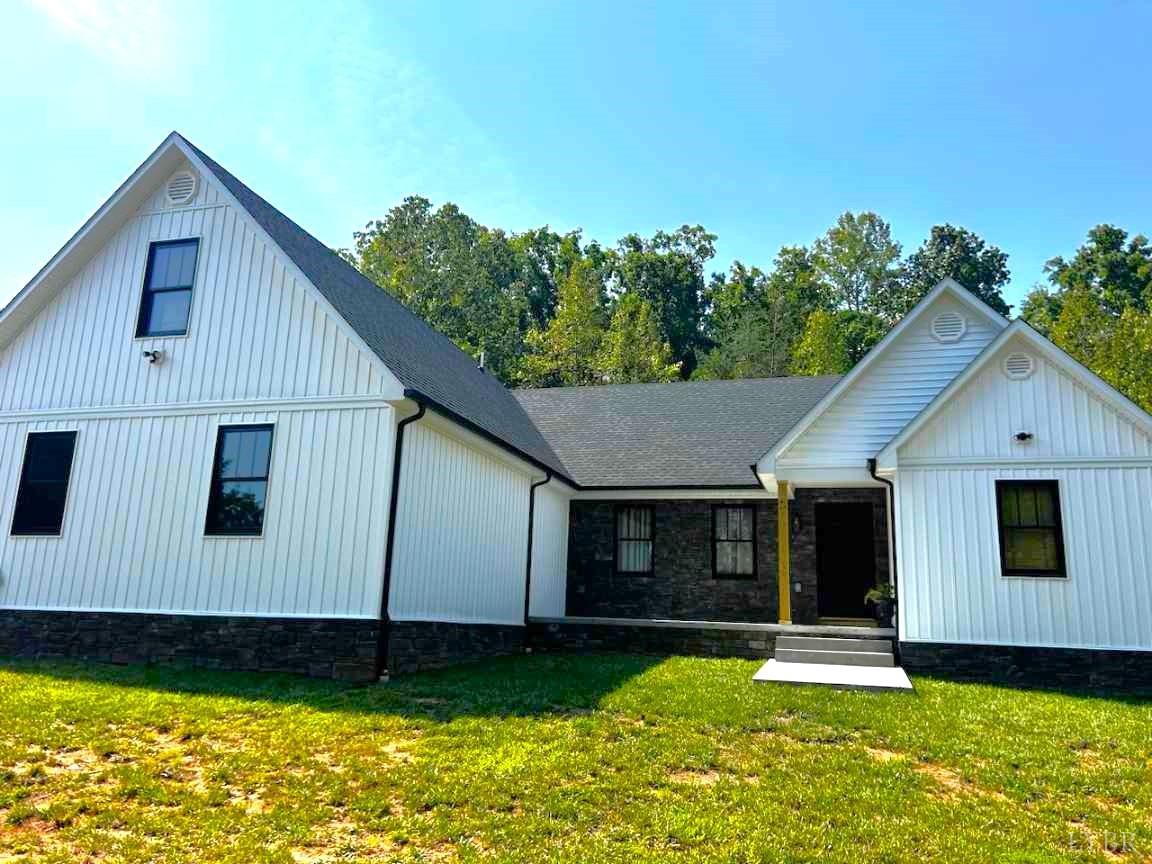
11,431 -> 77,536
714,505 -> 755,578
615,506 -> 654,574
996,480 -> 1066,578
137,239 -> 199,337
205,425 -> 274,536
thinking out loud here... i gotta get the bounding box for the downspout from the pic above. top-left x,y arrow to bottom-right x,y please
867,458 -> 900,656
375,399 -> 427,680
523,471 -> 553,629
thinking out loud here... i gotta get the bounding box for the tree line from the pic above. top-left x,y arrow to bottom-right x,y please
347,197 -> 1152,411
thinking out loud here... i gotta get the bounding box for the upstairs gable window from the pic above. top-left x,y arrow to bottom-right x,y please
137,238 -> 199,337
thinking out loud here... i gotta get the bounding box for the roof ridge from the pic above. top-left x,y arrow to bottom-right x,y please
514,374 -> 844,395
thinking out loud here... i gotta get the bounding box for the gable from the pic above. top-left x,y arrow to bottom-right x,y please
774,288 -> 1005,471
897,335 -> 1152,463
0,157 -> 398,412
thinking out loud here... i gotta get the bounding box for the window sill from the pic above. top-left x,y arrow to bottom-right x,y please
1000,572 -> 1067,580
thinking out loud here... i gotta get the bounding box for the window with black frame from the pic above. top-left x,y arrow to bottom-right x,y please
137,239 -> 199,337
996,480 -> 1066,577
205,425 -> 274,536
713,505 -> 755,578
615,506 -> 654,574
11,431 -> 77,536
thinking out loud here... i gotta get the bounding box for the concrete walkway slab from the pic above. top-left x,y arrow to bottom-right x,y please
753,659 -> 914,692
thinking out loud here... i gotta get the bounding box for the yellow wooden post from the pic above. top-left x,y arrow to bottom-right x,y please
777,480 -> 792,624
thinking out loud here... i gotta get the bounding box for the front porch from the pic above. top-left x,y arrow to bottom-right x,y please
565,486 -> 891,628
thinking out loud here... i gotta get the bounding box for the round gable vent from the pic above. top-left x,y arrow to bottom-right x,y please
931,310 -> 967,343
1003,352 -> 1035,380
165,170 -> 198,206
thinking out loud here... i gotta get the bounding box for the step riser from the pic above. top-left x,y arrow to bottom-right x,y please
776,636 -> 893,653
775,648 -> 895,667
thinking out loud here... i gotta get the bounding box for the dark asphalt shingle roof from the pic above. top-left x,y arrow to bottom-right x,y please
180,135 -> 569,479
514,376 -> 842,488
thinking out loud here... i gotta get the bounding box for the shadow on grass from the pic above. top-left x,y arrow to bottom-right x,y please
0,653 -> 668,721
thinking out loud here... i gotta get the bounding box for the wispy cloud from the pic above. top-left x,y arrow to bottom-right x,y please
24,0 -> 187,74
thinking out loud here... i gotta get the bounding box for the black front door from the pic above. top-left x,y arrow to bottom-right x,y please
815,503 -> 876,619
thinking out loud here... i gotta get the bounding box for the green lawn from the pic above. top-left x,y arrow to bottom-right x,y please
0,656 -> 1149,863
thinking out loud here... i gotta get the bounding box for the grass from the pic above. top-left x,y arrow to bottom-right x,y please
0,656 -> 1149,863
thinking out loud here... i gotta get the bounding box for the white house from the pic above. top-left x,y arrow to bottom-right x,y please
1,134 -> 1148,686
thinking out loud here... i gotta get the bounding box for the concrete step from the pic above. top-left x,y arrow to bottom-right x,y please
775,647 -> 895,667
776,635 -> 893,653
754,659 -> 914,692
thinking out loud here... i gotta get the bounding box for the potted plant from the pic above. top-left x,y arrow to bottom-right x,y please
864,582 -> 896,628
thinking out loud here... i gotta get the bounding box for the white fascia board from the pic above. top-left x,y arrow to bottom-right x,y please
0,133 -> 188,351
573,487 -> 779,501
756,278 -> 1009,476
772,466 -> 882,487
172,137 -> 405,401
875,320 -> 1152,471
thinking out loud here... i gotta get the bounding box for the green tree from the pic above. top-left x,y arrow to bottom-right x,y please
610,226 -> 717,376
1043,225 -> 1152,315
696,248 -> 829,379
1021,224 -> 1152,413
791,309 -> 850,375
596,293 -> 680,383
896,225 -> 1011,317
812,212 -> 902,317
519,259 -> 607,387
352,197 -> 527,383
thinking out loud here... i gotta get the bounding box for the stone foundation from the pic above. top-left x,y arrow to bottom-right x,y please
900,641 -> 1152,690
528,619 -> 778,660
0,610 -> 380,681
385,620 -> 525,676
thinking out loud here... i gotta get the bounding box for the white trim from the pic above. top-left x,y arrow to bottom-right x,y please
898,456 -> 1152,469
757,278 -> 1008,474
173,136 -> 407,401
0,394 -> 395,424
573,487 -> 778,501
876,320 -> 1152,470
0,604 -> 376,620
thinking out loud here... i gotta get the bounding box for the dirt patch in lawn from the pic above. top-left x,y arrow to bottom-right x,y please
668,768 -> 721,786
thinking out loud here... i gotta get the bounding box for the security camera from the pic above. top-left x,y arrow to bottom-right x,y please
142,349 -> 164,365
1014,431 -> 1034,442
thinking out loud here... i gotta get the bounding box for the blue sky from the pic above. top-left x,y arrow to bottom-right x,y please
2,1 -> 1150,311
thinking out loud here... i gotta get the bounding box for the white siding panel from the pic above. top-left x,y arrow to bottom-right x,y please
900,347 -> 1152,461
390,424 -> 532,626
780,295 -> 1000,466
528,484 -> 570,618
0,170 -> 387,412
897,465 -> 1152,650
0,406 -> 394,618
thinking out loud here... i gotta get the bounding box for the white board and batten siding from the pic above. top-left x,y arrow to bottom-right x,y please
528,483 -> 571,618
0,407 -> 395,618
0,159 -> 392,411
0,160 -> 401,620
389,421 -> 543,627
896,345 -> 1152,651
777,294 -> 1003,471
